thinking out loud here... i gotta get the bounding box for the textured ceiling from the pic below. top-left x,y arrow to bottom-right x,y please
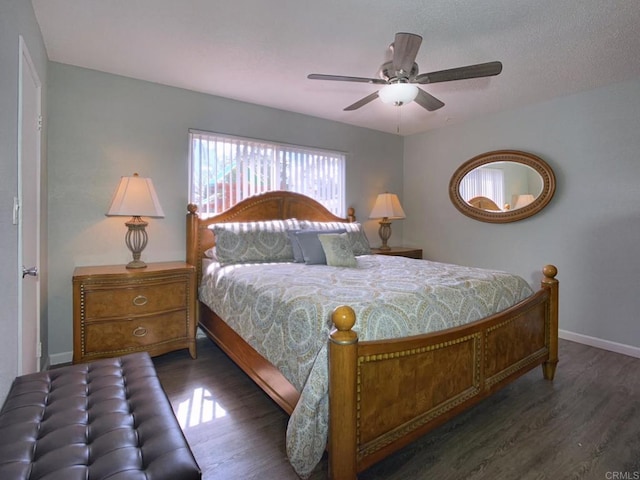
32,0 -> 640,136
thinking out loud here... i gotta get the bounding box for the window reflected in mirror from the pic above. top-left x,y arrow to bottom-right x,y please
460,162 -> 543,212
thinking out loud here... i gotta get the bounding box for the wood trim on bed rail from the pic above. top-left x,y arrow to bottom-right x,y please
198,303 -> 301,414
328,265 -> 559,479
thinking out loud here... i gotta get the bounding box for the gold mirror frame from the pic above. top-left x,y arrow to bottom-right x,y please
449,150 -> 556,223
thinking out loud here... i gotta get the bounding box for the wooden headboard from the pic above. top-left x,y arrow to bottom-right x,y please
186,190 -> 355,283
468,196 -> 501,211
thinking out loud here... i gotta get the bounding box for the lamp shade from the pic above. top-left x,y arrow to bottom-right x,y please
378,83 -> 419,106
369,193 -> 406,220
512,194 -> 535,210
106,173 -> 165,218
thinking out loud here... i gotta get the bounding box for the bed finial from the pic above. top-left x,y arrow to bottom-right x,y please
347,207 -> 356,223
187,203 -> 199,215
332,305 -> 356,331
542,264 -> 557,280
330,306 -> 357,345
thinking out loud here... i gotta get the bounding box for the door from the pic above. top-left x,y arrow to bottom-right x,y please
18,36 -> 42,375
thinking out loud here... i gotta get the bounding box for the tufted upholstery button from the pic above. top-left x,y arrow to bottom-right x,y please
0,352 -> 201,480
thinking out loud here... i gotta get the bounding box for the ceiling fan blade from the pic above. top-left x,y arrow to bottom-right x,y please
414,88 -> 445,111
415,61 -> 503,84
344,91 -> 379,111
308,73 -> 387,85
392,32 -> 422,74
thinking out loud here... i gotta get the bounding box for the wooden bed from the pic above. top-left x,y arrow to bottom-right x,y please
185,191 -> 559,480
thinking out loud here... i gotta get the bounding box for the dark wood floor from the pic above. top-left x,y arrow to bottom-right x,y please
153,336 -> 640,480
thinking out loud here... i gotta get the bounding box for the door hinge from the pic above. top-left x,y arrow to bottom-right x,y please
37,115 -> 43,131
13,197 -> 20,225
37,342 -> 42,358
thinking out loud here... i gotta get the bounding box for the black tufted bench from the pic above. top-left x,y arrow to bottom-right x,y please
0,352 -> 201,480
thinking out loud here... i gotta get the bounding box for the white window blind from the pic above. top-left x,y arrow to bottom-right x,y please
460,167 -> 505,208
189,130 -> 346,217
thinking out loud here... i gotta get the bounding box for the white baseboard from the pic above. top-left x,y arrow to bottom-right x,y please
49,351 -> 73,366
559,329 -> 640,359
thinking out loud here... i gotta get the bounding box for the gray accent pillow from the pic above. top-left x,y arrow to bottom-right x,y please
300,221 -> 371,256
295,229 -> 346,265
287,230 -> 305,263
318,232 -> 357,267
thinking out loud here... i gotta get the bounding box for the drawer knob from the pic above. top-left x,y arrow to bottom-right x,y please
133,326 -> 148,337
132,295 -> 148,306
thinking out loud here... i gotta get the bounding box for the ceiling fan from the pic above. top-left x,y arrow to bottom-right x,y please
307,32 -> 502,112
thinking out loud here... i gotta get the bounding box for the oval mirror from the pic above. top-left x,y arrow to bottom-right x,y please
449,150 -> 556,223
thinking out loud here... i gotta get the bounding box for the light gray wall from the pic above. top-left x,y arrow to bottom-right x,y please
0,0 -> 48,400
404,79 -> 640,350
43,49 -> 640,362
47,62 -> 403,361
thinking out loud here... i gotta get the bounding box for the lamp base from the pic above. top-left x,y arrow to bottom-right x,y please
377,218 -> 392,250
126,259 -> 148,269
124,216 -> 149,269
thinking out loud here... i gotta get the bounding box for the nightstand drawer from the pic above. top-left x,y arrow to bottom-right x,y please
83,280 -> 187,320
84,310 -> 188,353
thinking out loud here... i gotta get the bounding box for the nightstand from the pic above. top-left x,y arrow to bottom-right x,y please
371,247 -> 423,259
72,261 -> 197,363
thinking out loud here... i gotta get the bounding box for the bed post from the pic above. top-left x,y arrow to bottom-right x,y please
186,204 -> 201,325
541,264 -> 559,380
186,204 -> 199,269
346,207 -> 356,223
329,306 -> 358,480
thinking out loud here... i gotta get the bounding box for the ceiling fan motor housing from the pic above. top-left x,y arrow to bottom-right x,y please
378,61 -> 419,83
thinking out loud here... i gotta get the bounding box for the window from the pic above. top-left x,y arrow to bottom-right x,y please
459,167 -> 504,208
189,130 -> 346,217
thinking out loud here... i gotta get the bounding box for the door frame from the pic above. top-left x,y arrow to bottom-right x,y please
17,35 -> 42,374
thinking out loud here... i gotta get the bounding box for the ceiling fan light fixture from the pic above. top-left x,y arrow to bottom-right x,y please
378,83 -> 419,106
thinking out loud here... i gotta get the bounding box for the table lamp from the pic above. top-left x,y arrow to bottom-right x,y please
512,194 -> 536,210
369,192 -> 406,250
106,173 -> 164,269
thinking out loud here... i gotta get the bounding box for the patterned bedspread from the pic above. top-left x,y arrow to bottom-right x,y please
199,255 -> 534,478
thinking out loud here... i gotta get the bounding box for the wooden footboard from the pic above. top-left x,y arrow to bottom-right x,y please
328,265 -> 559,479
